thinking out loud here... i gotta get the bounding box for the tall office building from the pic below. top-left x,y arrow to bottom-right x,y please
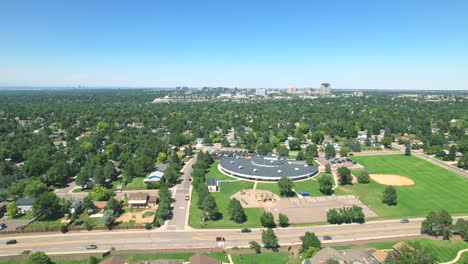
287,86 -> 297,94
256,88 -> 266,96
319,83 -> 331,96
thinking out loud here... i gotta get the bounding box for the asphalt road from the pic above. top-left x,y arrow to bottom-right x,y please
165,156 -> 196,230
0,218 -> 431,255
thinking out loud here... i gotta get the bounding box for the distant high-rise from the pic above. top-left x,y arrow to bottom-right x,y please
319,83 -> 331,96
256,88 -> 266,96
287,86 -> 297,94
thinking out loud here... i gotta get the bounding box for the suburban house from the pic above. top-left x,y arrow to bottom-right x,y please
127,192 -> 158,208
144,171 -> 164,184
206,178 -> 219,192
140,260 -> 183,264
189,253 -> 221,264
308,247 -> 376,264
16,197 -> 36,213
70,199 -> 83,214
90,201 -> 107,217
371,141 -> 385,149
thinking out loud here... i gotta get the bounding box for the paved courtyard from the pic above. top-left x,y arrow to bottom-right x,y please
264,195 -> 378,223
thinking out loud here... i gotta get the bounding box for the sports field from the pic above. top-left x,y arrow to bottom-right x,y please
335,155 -> 468,218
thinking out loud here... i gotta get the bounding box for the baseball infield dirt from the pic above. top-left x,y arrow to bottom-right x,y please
370,174 -> 415,186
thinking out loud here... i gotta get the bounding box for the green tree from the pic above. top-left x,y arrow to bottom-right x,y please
296,150 -> 305,161
325,163 -> 331,174
421,210 -> 453,240
339,147 -> 349,157
24,180 -> 48,198
260,212 -> 276,228
318,174 -> 334,195
405,144 -> 411,156
278,213 -> 289,227
262,228 -> 279,249
357,171 -> 370,184
87,256 -> 100,264
276,145 -> 289,157
278,176 -> 294,197
458,152 -> 468,170
102,209 -> 116,229
337,166 -> 352,185
300,231 -> 321,252
105,198 -> 122,215
454,218 -> 468,242
288,139 -> 301,151
382,186 -> 397,206
7,202 -> 18,217
22,251 -> 54,264
228,198 -> 247,223
324,144 -> 336,159
448,145 -> 457,161
90,184 -> 113,201
303,247 -> 320,259
393,245 -> 435,264
201,194 -> 219,220
249,241 -> 261,253
33,192 -> 62,220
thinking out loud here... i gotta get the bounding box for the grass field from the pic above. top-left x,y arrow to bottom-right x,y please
206,161 -> 237,180
334,238 -> 468,263
231,252 -> 294,264
125,177 -> 147,190
189,180 -> 264,228
335,155 -> 468,218
293,173 -> 328,197
256,182 -> 285,196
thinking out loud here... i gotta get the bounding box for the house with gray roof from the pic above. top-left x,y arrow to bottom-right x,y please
16,197 -> 36,213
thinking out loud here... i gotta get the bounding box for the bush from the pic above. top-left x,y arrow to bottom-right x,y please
147,182 -> 160,189
60,225 -> 68,233
357,171 -> 370,184
145,223 -> 153,230
260,212 -> 276,228
327,206 -> 365,224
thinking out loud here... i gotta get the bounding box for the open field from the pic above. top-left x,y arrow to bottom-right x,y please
336,155 -> 468,218
293,173 -> 328,197
256,182 -> 285,196
189,180 -> 264,228
334,238 -> 468,263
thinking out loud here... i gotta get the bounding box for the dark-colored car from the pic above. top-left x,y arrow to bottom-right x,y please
216,237 -> 226,242
241,228 -> 251,233
6,240 -> 17,245
85,244 -> 98,249
323,235 -> 332,240
400,218 -> 410,224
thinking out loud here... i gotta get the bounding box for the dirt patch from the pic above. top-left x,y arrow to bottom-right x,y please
116,206 -> 157,224
231,189 -> 280,208
370,174 -> 415,186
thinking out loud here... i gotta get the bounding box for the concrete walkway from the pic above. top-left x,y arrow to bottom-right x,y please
439,248 -> 468,264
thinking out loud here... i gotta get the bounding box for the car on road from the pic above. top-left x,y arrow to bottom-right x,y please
216,237 -> 226,242
185,195 -> 190,201
0,223 -> 6,230
400,218 -> 410,224
85,244 -> 98,249
241,228 -> 251,233
323,235 -> 332,240
6,240 -> 17,245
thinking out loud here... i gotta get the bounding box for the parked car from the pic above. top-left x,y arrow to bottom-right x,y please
0,223 -> 6,230
6,240 -> 17,245
85,244 -> 98,249
241,228 -> 251,233
185,195 -> 190,201
400,218 -> 410,224
216,237 -> 226,242
323,235 -> 332,240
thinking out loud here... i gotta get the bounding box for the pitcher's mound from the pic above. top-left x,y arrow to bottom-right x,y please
370,174 -> 414,186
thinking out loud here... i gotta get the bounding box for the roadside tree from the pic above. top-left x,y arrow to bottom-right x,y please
262,228 -> 279,249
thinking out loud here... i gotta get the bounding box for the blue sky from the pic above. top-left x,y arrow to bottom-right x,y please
1,0 -> 467,89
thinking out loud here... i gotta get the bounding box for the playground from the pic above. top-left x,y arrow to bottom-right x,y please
230,189 -> 280,208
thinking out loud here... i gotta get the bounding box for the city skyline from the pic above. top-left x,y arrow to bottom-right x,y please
1,0 -> 468,90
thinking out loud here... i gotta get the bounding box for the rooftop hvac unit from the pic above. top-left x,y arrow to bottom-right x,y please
295,168 -> 299,171
253,169 -> 257,172
277,170 -> 282,173
239,166 -> 243,169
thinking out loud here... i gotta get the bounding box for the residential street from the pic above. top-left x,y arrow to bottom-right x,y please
164,156 -> 197,230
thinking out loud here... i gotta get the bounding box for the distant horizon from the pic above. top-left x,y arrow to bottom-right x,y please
0,85 -> 467,92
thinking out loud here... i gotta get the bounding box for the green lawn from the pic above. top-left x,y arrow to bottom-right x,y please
125,177 -> 147,190
335,155 -> 468,218
293,173 -> 328,197
334,238 -> 468,263
256,182 -> 287,196
189,180 -> 264,228
231,252 -> 293,264
205,161 -> 237,180
14,211 -> 34,220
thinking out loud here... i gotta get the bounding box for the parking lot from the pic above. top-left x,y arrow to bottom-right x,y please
317,156 -> 364,170
264,195 -> 377,223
